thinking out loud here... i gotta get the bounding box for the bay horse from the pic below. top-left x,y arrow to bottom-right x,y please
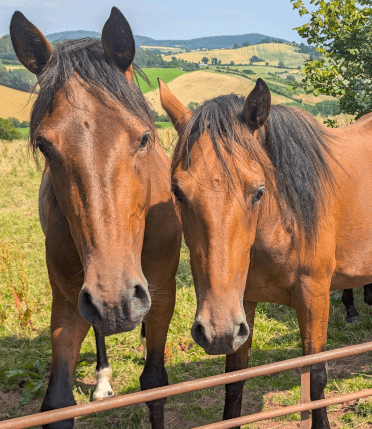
10,8 -> 181,429
159,78 -> 372,429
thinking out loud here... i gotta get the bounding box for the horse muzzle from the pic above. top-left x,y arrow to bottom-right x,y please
78,280 -> 151,336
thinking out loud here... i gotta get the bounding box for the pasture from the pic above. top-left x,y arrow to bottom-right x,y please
163,43 -> 309,68
0,127 -> 371,428
135,68 -> 187,94
144,71 -> 294,116
0,85 -> 34,122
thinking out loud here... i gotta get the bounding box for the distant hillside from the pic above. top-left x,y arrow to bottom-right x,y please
164,43 -> 308,68
46,30 -> 101,41
135,34 -> 289,49
43,31 -> 288,50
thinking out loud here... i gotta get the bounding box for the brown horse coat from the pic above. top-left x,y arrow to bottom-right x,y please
11,9 -> 181,429
159,78 -> 372,429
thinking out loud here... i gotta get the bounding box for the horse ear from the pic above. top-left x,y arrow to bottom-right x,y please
158,78 -> 191,132
10,11 -> 52,76
101,7 -> 135,81
243,78 -> 271,132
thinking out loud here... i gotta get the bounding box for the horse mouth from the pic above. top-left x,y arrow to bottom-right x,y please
93,318 -> 142,336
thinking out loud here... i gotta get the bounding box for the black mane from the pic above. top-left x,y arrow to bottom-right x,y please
30,38 -> 155,152
172,94 -> 337,246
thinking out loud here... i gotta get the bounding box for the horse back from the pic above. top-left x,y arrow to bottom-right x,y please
331,115 -> 372,288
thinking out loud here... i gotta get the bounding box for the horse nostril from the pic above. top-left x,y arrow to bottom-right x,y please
191,320 -> 211,349
82,290 -> 92,306
237,321 -> 249,338
130,283 -> 151,322
78,287 -> 102,326
232,320 -> 249,349
134,284 -> 148,302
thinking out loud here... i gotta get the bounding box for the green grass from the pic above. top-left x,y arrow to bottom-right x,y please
16,128 -> 29,137
156,122 -> 172,129
0,139 -> 371,428
136,68 -> 187,94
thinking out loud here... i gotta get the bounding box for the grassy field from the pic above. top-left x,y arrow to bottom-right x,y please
144,70 -> 294,116
0,85 -> 34,122
15,128 -> 30,137
0,124 -> 371,428
163,43 -> 309,68
137,68 -> 187,94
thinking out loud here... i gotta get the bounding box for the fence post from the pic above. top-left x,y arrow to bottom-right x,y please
301,365 -> 311,428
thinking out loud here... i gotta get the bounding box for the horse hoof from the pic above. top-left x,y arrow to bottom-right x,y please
93,367 -> 114,401
346,315 -> 359,323
93,389 -> 114,401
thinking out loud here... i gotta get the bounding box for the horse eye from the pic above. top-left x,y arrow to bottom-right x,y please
252,186 -> 266,206
36,142 -> 52,161
171,185 -> 185,203
138,133 -> 150,150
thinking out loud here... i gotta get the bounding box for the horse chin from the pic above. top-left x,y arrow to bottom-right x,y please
202,344 -> 238,356
93,319 -> 142,337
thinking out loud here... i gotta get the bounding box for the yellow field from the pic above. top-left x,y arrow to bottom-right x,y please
145,70 -> 293,115
0,85 -> 34,121
5,65 -> 25,71
163,43 -> 309,67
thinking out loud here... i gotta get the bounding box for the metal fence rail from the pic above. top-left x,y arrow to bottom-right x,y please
0,342 -> 371,429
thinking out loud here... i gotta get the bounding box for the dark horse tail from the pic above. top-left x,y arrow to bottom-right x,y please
141,322 -> 146,339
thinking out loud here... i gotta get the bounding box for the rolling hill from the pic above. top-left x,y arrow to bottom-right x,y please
163,43 -> 309,68
46,30 -> 101,42
144,71 -> 293,116
42,31 -> 288,50
0,85 -> 34,121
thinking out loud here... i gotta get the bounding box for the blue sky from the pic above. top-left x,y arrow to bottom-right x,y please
0,0 -> 310,43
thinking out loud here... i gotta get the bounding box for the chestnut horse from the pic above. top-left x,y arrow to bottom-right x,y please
159,78 -> 372,429
10,9 -> 181,429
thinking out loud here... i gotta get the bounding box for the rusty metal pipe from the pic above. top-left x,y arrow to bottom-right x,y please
1,342 -> 372,429
193,389 -> 372,429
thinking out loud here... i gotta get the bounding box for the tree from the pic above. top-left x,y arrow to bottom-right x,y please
201,57 -> 209,64
234,43 -> 239,49
7,117 -> 21,128
230,61 -> 235,66
0,118 -> 22,141
278,60 -> 285,68
187,102 -> 200,111
291,0 -> 372,119
250,55 -> 264,64
243,69 -> 255,75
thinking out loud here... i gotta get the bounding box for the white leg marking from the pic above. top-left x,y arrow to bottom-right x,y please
248,348 -> 251,357
93,366 -> 114,401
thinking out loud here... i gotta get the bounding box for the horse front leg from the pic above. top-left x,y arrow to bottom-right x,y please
41,292 -> 90,429
363,283 -> 372,307
295,282 -> 331,429
92,326 -> 114,401
341,288 -> 359,323
139,273 -> 176,429
223,301 -> 257,429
